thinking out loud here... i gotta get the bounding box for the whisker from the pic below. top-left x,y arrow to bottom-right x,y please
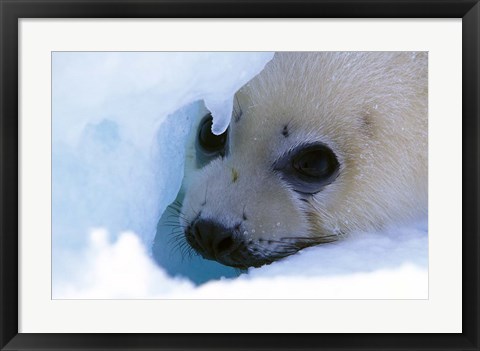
249,242 -> 297,259
166,214 -> 188,223
202,182 -> 209,206
166,205 -> 181,211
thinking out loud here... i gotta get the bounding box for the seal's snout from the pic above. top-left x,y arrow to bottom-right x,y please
184,216 -> 302,269
186,219 -> 238,261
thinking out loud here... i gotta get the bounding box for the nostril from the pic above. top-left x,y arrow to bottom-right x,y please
194,224 -> 201,241
192,222 -> 209,252
190,219 -> 237,259
216,235 -> 234,254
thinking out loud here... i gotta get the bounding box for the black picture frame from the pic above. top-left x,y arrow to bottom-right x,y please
1,1 -> 479,350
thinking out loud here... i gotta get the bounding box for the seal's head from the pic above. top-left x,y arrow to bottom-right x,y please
181,52 -> 428,268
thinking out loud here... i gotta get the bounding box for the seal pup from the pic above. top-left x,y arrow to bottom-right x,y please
180,52 -> 428,268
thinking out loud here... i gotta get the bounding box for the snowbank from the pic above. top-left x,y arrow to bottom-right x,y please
54,223 -> 427,299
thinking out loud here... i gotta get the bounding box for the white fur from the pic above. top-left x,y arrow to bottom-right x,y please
182,52 -> 427,256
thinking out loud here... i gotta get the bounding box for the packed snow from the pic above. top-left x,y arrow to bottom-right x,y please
54,224 -> 427,299
52,52 -> 428,299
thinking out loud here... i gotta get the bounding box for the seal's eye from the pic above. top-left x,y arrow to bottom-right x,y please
274,143 -> 339,194
198,114 -> 228,153
292,146 -> 338,179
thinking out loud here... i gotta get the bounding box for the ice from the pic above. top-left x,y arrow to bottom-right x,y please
52,52 -> 274,283
204,96 -> 234,134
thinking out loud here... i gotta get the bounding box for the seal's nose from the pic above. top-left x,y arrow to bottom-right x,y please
189,219 -> 236,260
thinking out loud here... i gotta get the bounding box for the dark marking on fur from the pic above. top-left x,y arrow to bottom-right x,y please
231,168 -> 239,183
282,124 -> 289,137
361,111 -> 375,137
201,183 -> 208,206
233,95 -> 242,123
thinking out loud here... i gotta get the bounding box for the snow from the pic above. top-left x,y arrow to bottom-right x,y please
54,223 -> 427,299
52,52 -> 427,299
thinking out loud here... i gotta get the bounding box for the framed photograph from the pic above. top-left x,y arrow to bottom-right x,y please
1,0 -> 478,350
